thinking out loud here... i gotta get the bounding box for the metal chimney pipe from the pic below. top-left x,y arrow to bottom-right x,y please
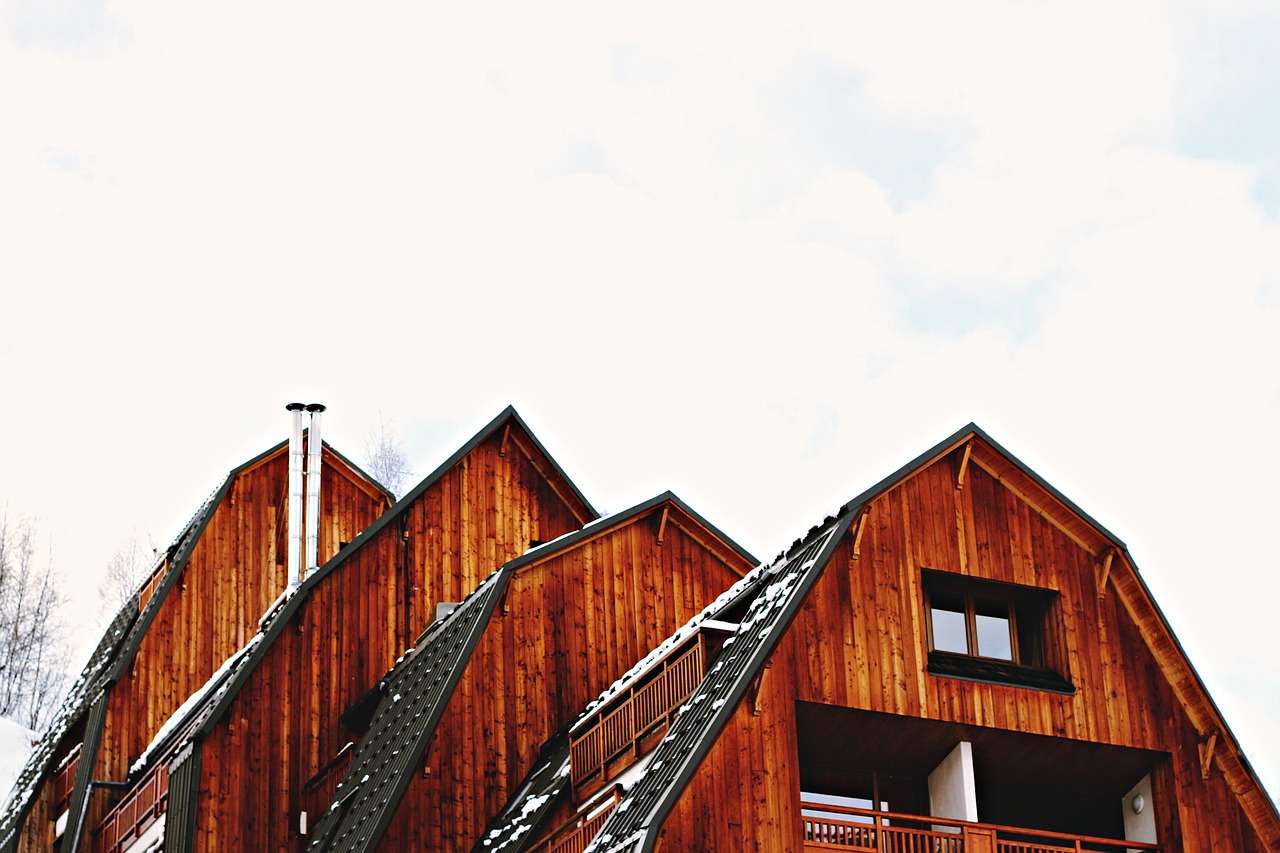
286,403 -> 307,589
304,403 -> 326,578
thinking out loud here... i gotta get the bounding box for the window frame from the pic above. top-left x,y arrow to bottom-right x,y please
925,583 -> 1022,663
921,570 -> 1072,693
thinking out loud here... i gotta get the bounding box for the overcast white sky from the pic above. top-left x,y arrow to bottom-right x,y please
1,0 -> 1278,803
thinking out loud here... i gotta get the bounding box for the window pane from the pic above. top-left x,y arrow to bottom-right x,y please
931,605 -> 968,654
974,598 -> 1012,660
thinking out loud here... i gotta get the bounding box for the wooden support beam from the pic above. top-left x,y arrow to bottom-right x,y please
852,509 -> 868,558
750,668 -> 769,717
1201,732 -> 1218,779
666,515 -> 752,578
508,432 -> 594,526
657,507 -> 669,546
956,442 -> 973,490
500,423 -> 511,457
1096,549 -> 1115,598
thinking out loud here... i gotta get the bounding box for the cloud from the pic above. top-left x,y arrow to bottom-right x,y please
2,0 -> 129,55
1,0 -> 1279,794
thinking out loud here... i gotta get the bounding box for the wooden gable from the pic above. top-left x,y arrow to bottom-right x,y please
619,428 -> 1278,852
310,494 -> 755,852
176,408 -> 597,853
58,442 -> 392,850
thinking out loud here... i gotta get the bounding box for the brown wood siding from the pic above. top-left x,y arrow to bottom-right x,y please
190,430 -> 588,852
374,510 -> 753,851
654,459 -> 1266,852
12,743 -> 60,853
81,446 -> 389,838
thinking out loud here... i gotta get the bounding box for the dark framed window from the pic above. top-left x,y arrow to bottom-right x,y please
922,570 -> 1071,693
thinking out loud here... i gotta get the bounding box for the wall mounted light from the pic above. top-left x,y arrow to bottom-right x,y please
1131,793 -> 1146,814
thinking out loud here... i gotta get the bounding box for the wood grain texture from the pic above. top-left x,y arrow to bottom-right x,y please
75,444 -> 390,848
653,453 -> 1270,852
374,503 -> 753,851
189,428 -> 589,852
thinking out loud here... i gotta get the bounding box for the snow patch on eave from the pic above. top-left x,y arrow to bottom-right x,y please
130,634 -> 263,775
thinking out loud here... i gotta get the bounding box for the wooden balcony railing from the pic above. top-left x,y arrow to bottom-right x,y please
527,788 -> 622,853
92,764 -> 169,853
569,639 -> 705,791
136,557 -> 168,612
50,743 -> 82,816
801,804 -> 1159,853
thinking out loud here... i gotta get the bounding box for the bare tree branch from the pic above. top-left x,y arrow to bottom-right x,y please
0,509 -> 70,732
362,412 -> 412,501
98,527 -> 157,617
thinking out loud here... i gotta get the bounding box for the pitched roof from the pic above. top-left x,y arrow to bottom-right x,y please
473,539 -> 771,853
305,491 -> 755,853
191,406 -> 598,743
0,436 -> 389,851
367,406 -> 598,536
587,423 -> 1280,851
103,434 -> 391,690
586,515 -> 851,853
470,737 -> 572,853
871,424 -> 1280,844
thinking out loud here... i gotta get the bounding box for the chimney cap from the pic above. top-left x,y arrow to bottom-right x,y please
286,402 -> 307,412
306,403 -> 327,413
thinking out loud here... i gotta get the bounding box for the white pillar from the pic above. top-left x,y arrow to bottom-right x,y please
1122,774 -> 1156,851
928,741 -> 978,830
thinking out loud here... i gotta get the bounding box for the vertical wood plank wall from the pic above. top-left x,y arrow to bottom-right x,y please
190,429 -> 589,852
652,459 -> 1265,852
79,447 -> 389,836
375,510 -> 754,851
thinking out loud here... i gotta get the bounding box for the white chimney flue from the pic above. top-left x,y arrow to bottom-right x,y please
286,403 -> 307,589
304,403 -> 326,578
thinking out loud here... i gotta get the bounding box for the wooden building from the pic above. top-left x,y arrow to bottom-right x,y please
334,423 -> 1280,852
148,406 -> 603,852
0,434 -> 392,853
565,425 -> 1280,852
303,491 -> 755,851
4,417 -> 1279,853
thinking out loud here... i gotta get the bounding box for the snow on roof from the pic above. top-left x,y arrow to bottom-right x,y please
584,518 -> 847,853
130,634 -> 263,775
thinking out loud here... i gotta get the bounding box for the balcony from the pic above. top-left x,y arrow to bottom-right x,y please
92,763 -> 169,853
569,623 -> 731,797
527,788 -> 622,853
50,743 -> 81,818
801,804 -> 1159,853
